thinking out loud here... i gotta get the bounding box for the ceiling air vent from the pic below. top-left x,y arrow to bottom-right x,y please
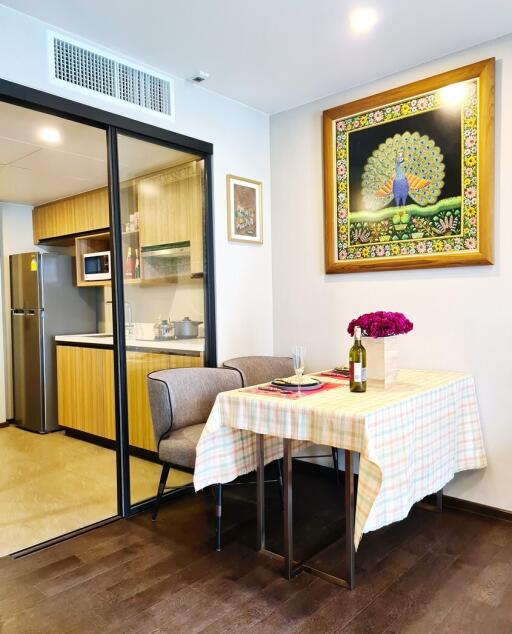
50,33 -> 174,118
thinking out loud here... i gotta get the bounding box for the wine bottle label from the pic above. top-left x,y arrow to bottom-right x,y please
353,362 -> 366,383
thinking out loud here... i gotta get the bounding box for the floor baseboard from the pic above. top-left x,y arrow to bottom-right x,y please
442,495 -> 512,523
297,458 -> 512,524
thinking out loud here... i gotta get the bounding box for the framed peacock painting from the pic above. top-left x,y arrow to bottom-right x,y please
323,58 -> 494,273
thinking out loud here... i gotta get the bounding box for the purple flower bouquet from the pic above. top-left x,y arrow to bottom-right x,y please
347,311 -> 413,339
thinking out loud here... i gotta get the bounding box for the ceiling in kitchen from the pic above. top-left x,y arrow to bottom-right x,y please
0,101 -> 198,206
1,0 -> 512,113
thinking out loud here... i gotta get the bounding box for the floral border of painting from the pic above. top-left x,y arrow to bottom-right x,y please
335,81 -> 478,261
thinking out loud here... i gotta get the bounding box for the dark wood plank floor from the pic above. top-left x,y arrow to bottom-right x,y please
2,464 -> 512,633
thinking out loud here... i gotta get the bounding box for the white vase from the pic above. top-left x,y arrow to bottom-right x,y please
362,335 -> 399,388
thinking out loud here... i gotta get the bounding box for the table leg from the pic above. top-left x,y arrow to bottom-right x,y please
256,433 -> 265,551
283,437 -> 293,580
344,449 -> 355,590
436,488 -> 443,512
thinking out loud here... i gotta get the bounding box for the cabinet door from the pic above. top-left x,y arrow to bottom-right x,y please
138,165 -> 193,248
74,188 -> 109,234
189,162 -> 204,275
33,188 -> 109,242
33,198 -> 75,242
126,351 -> 202,451
57,345 -> 116,439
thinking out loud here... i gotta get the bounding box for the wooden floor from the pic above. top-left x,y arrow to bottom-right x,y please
1,464 -> 512,633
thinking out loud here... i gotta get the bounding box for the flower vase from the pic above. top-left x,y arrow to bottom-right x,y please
363,335 -> 398,388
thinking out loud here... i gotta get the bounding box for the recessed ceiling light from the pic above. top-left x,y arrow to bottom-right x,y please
349,7 -> 378,34
38,127 -> 61,144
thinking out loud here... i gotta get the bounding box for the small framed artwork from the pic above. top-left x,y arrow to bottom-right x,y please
323,58 -> 494,273
227,174 -> 263,244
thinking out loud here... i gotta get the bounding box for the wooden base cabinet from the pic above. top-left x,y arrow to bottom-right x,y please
57,344 -> 202,453
126,351 -> 202,451
57,345 -> 116,440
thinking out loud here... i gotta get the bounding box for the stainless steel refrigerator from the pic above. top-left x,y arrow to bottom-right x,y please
10,252 -> 97,433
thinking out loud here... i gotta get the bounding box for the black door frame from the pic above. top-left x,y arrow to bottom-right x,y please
0,78 -> 217,520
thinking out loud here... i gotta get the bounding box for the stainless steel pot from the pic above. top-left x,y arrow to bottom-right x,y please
171,316 -> 203,339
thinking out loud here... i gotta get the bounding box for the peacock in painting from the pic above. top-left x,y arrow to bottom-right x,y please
361,131 -> 445,211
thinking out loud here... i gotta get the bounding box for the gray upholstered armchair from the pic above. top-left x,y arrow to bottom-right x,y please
222,356 -> 341,479
223,355 -> 294,387
147,367 -> 242,550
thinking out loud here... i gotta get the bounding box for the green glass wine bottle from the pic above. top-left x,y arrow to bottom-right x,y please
349,326 -> 367,393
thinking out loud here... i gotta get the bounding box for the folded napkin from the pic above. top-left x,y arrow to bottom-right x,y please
314,369 -> 350,379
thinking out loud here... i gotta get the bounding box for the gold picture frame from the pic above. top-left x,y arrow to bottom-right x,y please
323,58 -> 494,273
226,174 -> 263,244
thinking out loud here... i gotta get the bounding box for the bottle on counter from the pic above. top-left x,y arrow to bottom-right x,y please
125,247 -> 135,279
349,326 -> 367,393
134,248 -> 140,279
153,315 -> 163,341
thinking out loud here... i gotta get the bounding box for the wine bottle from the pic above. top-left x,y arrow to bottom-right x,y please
125,247 -> 134,279
134,248 -> 140,279
349,326 -> 367,393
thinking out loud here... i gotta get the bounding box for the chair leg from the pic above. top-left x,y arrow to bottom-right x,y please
276,458 -> 284,508
215,483 -> 223,551
331,447 -> 340,484
152,463 -> 171,521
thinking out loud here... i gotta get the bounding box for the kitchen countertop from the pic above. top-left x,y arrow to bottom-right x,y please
55,333 -> 205,355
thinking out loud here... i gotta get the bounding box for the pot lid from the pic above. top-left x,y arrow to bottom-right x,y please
172,316 -> 203,325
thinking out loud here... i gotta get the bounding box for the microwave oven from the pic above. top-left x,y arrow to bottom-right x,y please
83,251 -> 111,281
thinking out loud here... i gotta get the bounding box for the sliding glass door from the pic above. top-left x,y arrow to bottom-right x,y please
0,76 -> 215,538
111,132 -> 210,508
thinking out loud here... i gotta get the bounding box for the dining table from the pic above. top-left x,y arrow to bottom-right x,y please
194,369 -> 487,589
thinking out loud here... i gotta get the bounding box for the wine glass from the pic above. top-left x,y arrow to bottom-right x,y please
292,345 -> 305,392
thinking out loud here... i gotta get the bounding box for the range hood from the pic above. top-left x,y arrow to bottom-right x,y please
141,241 -> 191,259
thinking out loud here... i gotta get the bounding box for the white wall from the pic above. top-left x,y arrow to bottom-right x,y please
98,282 -> 204,334
0,203 -> 37,421
0,4 -> 274,363
271,36 -> 512,511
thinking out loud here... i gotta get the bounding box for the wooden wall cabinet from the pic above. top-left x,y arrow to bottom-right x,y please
137,168 -> 190,248
189,162 -> 204,276
57,344 -> 202,453
33,187 -> 109,243
137,160 -> 204,275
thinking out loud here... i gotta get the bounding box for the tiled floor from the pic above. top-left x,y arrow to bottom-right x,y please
0,426 -> 191,555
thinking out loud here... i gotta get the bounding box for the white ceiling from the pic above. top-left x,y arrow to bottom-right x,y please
0,101 -> 197,205
2,0 -> 512,113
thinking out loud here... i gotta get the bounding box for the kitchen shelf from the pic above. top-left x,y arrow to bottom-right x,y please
124,274 -> 189,286
75,231 -> 111,288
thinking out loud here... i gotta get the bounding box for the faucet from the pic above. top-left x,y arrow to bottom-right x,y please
106,300 -> 134,339
124,301 -> 133,328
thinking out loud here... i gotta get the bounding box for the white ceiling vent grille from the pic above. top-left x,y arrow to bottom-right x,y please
50,33 -> 174,118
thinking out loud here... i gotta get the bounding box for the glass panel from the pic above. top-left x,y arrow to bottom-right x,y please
0,99 -> 118,554
116,133 -> 205,505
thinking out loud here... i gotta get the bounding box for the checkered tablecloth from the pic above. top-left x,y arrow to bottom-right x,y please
194,370 -> 486,547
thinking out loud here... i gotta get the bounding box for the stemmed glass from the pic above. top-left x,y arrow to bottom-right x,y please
292,345 -> 305,393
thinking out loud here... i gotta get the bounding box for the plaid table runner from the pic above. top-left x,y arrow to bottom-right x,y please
194,369 -> 486,547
